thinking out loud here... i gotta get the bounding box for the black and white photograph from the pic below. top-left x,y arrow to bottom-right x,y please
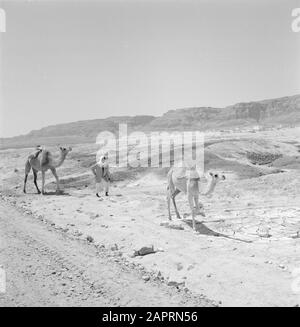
0,0 -> 300,311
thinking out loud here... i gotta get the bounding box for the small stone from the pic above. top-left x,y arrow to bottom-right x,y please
142,275 -> 150,282
110,243 -> 118,251
86,235 -> 94,243
91,214 -> 100,220
167,280 -> 185,287
155,271 -> 162,279
176,263 -> 183,271
133,245 -> 155,256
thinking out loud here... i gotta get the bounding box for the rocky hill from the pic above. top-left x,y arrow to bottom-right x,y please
1,94 -> 299,149
147,94 -> 300,131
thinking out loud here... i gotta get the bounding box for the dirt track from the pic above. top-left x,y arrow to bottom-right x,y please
0,200 -> 213,307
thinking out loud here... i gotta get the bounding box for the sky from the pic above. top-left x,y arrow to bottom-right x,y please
0,0 -> 300,137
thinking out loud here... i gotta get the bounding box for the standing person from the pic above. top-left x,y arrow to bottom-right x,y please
90,154 -> 111,198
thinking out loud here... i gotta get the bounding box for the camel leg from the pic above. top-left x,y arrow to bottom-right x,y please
50,168 -> 60,193
41,171 -> 46,195
188,193 -> 196,230
32,169 -> 41,194
172,189 -> 181,219
167,188 -> 172,221
23,160 -> 31,193
194,194 -> 205,217
23,174 -> 28,194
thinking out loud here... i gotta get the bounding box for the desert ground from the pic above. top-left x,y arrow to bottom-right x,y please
0,126 -> 300,307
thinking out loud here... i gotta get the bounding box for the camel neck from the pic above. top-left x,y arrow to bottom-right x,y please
54,153 -> 66,168
203,178 -> 217,196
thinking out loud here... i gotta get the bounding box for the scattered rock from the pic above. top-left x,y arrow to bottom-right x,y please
142,275 -> 150,282
109,243 -> 118,251
167,280 -> 185,287
133,245 -> 156,257
154,271 -> 162,279
176,263 -> 183,271
291,231 -> 300,239
90,214 -> 100,220
256,226 -> 271,238
86,235 -> 94,243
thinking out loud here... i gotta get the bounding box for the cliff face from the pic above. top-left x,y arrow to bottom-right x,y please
230,95 -> 300,123
147,95 -> 300,130
1,94 -> 299,149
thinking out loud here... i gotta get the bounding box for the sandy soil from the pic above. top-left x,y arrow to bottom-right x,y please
0,127 -> 300,306
0,201 -> 212,307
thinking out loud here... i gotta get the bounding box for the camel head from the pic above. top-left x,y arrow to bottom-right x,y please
59,146 -> 72,157
203,172 -> 225,196
209,172 -> 226,182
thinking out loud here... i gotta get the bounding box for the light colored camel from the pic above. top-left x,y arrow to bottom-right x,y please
167,166 -> 225,230
23,146 -> 72,194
